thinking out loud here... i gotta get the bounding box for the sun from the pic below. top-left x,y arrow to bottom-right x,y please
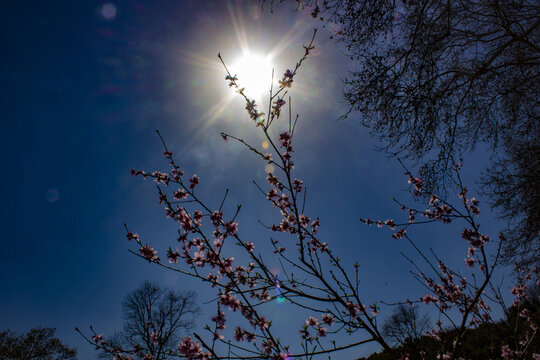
229,51 -> 274,99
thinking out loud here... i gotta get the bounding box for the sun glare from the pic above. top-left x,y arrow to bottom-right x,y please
230,52 -> 274,99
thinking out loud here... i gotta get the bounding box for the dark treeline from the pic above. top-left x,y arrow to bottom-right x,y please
360,292 -> 540,359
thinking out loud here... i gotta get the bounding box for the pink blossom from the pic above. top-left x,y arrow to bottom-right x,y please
193,252 -> 205,267
210,211 -> 223,226
163,150 -> 173,158
206,273 -> 218,286
279,70 -> 294,88
177,337 -> 207,359
267,188 -> 278,200
345,302 -> 357,317
321,313 -> 334,325
225,74 -> 238,87
244,242 -> 255,252
384,219 -> 396,230
234,327 -> 245,342
189,175 -> 199,189
211,311 -> 226,330
311,218 -> 320,233
151,171 -> 170,185
262,340 -> 274,355
511,284 -> 526,298
139,244 -> 158,262
306,316 -> 319,327
224,221 -> 238,235
272,99 -> 286,117
173,189 -> 188,200
392,228 -> 406,239
167,248 -> 180,264
126,232 -> 139,242
193,210 -> 203,225
220,292 -> 240,311
258,317 -> 269,330
278,132 -> 292,148
299,214 -> 310,226
317,327 -> 327,337
422,294 -> 437,305
501,345 -> 515,359
267,173 -> 279,186
92,334 -> 104,344
407,174 -> 424,195
292,178 -> 303,192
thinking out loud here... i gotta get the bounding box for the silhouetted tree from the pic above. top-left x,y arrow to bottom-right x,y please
382,304 -> 430,346
0,327 -> 77,360
483,140 -> 540,269
97,281 -> 199,360
263,0 -> 540,269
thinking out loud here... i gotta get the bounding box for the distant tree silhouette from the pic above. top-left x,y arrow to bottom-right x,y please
95,281 -> 199,360
0,327 -> 77,360
382,304 -> 430,347
263,0 -> 540,270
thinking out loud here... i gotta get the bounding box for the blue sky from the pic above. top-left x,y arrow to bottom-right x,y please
1,1 -> 505,358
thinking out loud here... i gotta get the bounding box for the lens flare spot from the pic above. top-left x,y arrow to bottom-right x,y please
265,164 -> 275,174
99,3 -> 117,21
45,188 -> 60,203
276,296 -> 285,304
262,140 -> 269,149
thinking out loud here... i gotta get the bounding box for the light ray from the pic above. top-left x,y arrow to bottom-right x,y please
168,0 -> 320,145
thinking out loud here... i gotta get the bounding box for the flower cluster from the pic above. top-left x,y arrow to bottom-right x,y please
407,173 -> 424,196
177,337 -> 210,360
245,99 -> 265,124
139,244 -> 159,262
272,98 -> 286,118
301,315 -> 331,340
278,69 -> 294,88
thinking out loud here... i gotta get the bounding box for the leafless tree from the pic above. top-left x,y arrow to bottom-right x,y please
382,304 -> 430,346
0,327 -> 77,360
263,0 -> 540,269
99,281 -> 200,360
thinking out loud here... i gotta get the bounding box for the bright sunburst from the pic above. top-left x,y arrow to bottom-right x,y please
229,52 -> 274,99
172,0 -> 315,139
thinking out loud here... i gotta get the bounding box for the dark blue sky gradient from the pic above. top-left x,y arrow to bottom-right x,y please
1,1 -> 503,358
